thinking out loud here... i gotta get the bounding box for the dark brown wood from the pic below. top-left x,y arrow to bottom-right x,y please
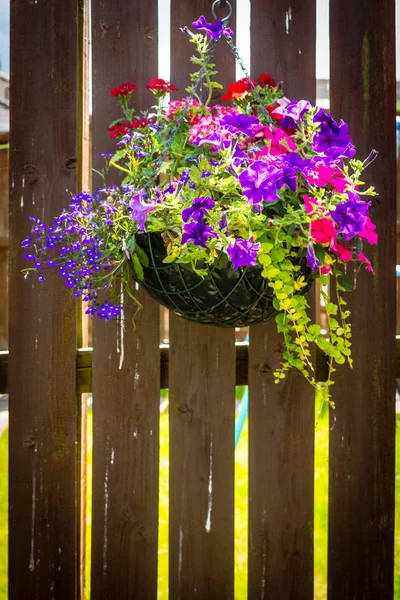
8,0 -> 80,598
169,315 -> 236,599
248,1 -> 316,598
0,143 -> 8,350
170,0 -> 236,103
0,339 -> 384,395
328,1 -> 396,598
169,6 -> 236,596
250,0 -> 316,100
91,1 -> 160,597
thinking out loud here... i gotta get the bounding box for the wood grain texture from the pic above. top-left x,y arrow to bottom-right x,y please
170,0 -> 236,103
250,0 -> 316,100
91,1 -> 160,597
169,316 -> 236,600
8,0 -> 80,597
169,5 -> 236,596
248,1 -> 316,598
0,145 -> 8,350
328,1 -> 396,598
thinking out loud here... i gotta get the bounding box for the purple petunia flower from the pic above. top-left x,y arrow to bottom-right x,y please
192,15 -> 233,39
282,152 -> 312,174
306,241 -> 320,272
313,108 -> 341,135
220,114 -> 260,136
312,114 -> 355,160
181,219 -> 218,248
239,161 -> 283,204
129,189 -> 159,231
273,99 -> 311,130
227,238 -> 261,270
182,196 -> 215,223
330,191 -> 371,240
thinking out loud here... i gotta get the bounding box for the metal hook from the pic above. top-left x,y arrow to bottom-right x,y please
211,0 -> 232,23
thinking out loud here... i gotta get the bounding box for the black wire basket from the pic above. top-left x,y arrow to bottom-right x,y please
131,232 -> 313,328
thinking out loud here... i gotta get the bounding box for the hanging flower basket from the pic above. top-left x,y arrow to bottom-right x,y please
23,2 -> 379,396
131,231 -> 312,327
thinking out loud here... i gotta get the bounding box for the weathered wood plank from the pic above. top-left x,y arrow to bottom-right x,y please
328,1 -> 396,598
169,316 -> 236,599
169,4 -> 237,597
170,0 -> 236,104
0,340 -> 330,394
90,1 -> 160,597
8,0 -> 80,597
248,1 -> 316,598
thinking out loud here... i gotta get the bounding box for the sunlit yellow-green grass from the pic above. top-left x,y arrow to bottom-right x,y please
0,408 -> 399,599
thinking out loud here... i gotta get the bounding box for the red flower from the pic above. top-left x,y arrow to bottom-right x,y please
146,78 -> 178,93
266,104 -> 284,121
311,218 -> 337,244
221,78 -> 257,102
259,73 -> 276,88
108,123 -> 131,138
108,117 -> 154,138
110,82 -> 138,97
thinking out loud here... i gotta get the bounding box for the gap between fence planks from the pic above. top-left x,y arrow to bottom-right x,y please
248,1 -> 316,598
90,1 -> 160,598
328,1 -> 397,598
8,0 -> 81,598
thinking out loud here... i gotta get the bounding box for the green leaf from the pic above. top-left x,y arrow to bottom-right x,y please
326,302 -> 338,315
135,245 -> 149,267
132,254 -> 144,280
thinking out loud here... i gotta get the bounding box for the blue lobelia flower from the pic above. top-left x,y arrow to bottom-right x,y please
227,238 -> 261,270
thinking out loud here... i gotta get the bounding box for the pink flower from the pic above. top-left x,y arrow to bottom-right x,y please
311,218 -> 337,244
321,265 -> 331,275
358,217 -> 378,245
306,161 -> 350,192
358,251 -> 375,274
304,194 -> 320,215
331,242 -> 352,262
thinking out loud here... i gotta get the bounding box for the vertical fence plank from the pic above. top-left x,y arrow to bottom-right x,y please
90,1 -> 160,598
170,0 -> 236,102
169,318 -> 236,599
248,2 -> 316,598
8,1 -> 80,597
328,1 -> 396,598
169,5 -> 236,597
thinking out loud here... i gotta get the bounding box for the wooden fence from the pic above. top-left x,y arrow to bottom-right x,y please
4,0 -> 397,598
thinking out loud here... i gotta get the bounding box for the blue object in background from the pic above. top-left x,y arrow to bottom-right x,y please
235,387 -> 248,449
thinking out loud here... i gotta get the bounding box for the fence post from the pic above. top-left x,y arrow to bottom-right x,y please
328,1 -> 397,598
8,1 -> 81,597
248,1 -> 316,597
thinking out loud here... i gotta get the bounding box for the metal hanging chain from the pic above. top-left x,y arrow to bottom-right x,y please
223,33 -> 273,124
211,0 -> 273,124
145,0 -> 274,191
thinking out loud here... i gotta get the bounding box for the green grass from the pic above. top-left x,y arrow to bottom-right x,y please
0,407 -> 399,599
